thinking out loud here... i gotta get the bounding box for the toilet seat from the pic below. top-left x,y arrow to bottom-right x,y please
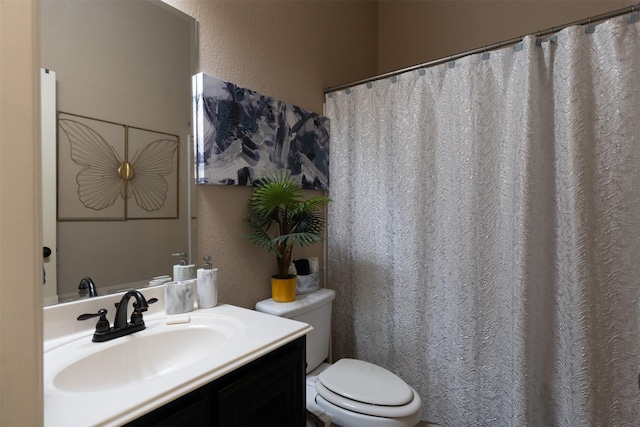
316,359 -> 421,418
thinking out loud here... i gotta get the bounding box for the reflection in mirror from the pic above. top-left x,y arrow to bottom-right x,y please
39,0 -> 197,305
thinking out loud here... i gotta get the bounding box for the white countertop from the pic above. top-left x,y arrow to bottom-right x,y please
43,288 -> 312,427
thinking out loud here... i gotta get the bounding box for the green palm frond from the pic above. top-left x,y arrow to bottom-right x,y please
244,216 -> 279,254
250,170 -> 303,218
244,170 -> 331,278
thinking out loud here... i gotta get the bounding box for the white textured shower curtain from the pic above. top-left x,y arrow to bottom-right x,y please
326,15 -> 640,426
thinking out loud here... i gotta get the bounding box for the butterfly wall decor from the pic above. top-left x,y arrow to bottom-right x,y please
57,112 -> 179,220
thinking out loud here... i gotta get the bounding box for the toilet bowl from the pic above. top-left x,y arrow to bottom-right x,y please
309,359 -> 422,427
256,288 -> 422,427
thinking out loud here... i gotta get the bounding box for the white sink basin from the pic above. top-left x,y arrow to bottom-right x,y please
44,301 -> 313,427
46,314 -> 244,393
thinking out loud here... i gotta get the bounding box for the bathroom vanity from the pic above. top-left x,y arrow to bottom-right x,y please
43,285 -> 312,427
125,337 -> 305,426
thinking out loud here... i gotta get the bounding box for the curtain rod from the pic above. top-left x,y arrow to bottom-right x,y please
323,3 -> 640,94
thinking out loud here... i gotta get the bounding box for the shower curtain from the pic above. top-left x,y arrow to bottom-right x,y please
325,15 -> 640,426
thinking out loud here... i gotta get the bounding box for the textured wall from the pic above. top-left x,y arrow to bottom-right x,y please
161,1 -> 634,310
4,2 -> 632,424
165,0 -> 378,308
378,0 -> 634,74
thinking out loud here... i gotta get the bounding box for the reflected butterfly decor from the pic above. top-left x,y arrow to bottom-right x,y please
58,116 -> 177,213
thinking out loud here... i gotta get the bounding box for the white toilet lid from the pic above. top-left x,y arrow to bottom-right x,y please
318,358 -> 414,406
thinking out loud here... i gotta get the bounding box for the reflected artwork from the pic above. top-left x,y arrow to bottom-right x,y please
57,112 -> 179,220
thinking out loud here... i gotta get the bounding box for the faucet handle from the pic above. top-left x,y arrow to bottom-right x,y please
77,308 -> 110,333
133,297 -> 158,312
130,298 -> 158,325
114,295 -> 157,311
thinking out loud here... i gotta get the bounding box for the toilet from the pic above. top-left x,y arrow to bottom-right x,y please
256,288 -> 422,427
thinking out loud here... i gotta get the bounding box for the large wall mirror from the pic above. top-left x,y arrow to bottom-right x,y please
39,0 -> 197,305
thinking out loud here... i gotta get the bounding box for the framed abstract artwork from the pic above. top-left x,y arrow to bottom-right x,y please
57,112 -> 179,220
193,73 -> 330,189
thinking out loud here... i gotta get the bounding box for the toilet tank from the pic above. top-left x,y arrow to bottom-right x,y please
256,288 -> 335,373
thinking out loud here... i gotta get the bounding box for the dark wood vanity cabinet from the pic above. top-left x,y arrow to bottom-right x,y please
125,336 -> 306,427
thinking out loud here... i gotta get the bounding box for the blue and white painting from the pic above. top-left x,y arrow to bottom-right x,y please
193,73 -> 330,189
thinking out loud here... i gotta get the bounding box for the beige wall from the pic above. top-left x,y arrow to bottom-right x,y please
0,0 -> 43,425
166,0 -> 633,311
1,1 -> 635,424
378,0 -> 633,74
166,0 -> 379,308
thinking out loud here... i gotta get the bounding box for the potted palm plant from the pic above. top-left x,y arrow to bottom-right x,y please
245,170 -> 331,302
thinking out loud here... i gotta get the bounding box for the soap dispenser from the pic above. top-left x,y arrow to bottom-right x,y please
172,252 -> 196,281
196,255 -> 218,309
